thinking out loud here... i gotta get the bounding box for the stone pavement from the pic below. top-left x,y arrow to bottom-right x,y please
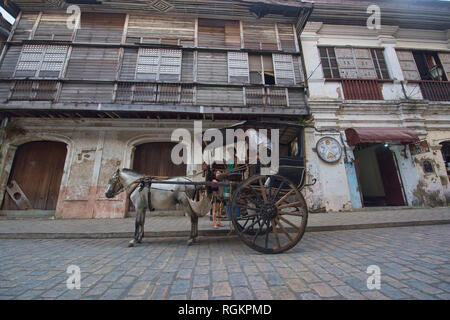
0,224 -> 449,300
0,207 -> 448,239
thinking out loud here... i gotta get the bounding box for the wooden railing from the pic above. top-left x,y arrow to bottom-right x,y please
9,80 -> 58,101
340,79 -> 383,100
245,87 -> 288,106
115,83 -> 194,104
409,80 -> 450,101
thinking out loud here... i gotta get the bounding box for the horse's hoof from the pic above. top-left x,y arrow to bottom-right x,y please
187,239 -> 194,246
128,240 -> 135,247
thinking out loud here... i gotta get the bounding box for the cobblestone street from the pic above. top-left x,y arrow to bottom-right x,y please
0,225 -> 449,300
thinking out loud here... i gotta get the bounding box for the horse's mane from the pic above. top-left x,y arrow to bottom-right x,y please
121,168 -> 143,178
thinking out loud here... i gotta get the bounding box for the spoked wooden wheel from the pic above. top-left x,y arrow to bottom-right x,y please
231,174 -> 308,254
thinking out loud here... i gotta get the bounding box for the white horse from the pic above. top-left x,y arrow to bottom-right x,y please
105,168 -> 208,247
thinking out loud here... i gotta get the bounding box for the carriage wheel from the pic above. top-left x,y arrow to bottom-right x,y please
231,174 -> 308,254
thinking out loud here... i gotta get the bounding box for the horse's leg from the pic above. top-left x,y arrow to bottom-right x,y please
187,212 -> 198,246
137,207 -> 146,243
192,213 -> 199,243
128,192 -> 143,247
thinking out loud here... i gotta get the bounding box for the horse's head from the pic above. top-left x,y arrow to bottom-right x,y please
105,169 -> 124,198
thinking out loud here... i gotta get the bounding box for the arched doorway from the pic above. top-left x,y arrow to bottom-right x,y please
133,142 -> 187,177
2,141 -> 67,211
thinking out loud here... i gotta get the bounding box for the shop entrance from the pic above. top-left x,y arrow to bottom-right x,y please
354,143 -> 406,207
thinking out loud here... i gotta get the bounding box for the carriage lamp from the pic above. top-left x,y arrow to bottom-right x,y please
430,65 -> 444,81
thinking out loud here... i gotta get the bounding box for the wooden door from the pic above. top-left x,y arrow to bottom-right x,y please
376,147 -> 405,206
2,141 -> 67,210
133,142 -> 186,177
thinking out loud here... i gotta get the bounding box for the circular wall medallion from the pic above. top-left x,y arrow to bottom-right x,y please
316,137 -> 342,163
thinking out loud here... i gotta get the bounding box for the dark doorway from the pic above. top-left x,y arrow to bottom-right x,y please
354,143 -> 406,207
133,142 -> 187,177
2,141 -> 67,210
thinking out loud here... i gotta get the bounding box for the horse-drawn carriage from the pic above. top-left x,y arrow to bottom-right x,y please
106,121 -> 315,254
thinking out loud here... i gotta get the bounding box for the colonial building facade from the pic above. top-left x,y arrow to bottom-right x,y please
301,0 -> 450,212
1,0 -> 449,218
0,0 -> 311,218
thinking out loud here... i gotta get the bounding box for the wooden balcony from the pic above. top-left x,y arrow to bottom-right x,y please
0,80 -> 308,118
340,79 -> 384,100
409,80 -> 450,101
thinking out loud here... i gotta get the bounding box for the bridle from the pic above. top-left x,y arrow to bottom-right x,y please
108,170 -> 125,197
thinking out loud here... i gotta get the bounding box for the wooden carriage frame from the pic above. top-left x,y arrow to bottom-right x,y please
138,121 -> 315,254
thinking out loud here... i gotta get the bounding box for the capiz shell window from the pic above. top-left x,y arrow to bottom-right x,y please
15,44 -> 68,78
136,48 -> 182,81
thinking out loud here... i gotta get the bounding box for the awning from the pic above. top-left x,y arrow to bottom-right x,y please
345,127 -> 419,146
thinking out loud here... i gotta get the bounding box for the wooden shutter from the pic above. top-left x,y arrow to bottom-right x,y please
277,23 -> 297,52
197,52 -> 228,83
228,52 -> 249,83
293,56 -> 304,83
66,47 -> 119,80
224,21 -> 241,48
0,45 -> 22,77
59,83 -> 114,103
13,46 -> 64,79
396,50 -> 421,80
181,51 -> 194,82
34,13 -> 74,41
126,15 -> 195,47
438,52 -> 450,81
197,86 -> 243,106
12,13 -> 39,41
198,19 -> 225,48
15,44 -> 45,77
135,48 -> 159,80
120,48 -> 139,80
135,48 -> 182,81
39,45 -> 68,78
243,21 -> 278,50
273,54 -> 295,85
75,13 -> 125,43
159,49 -> 182,82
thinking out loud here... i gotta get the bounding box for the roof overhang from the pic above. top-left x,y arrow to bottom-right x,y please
345,127 -> 419,146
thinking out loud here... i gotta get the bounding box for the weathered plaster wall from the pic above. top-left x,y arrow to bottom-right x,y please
0,118 -> 238,219
300,22 -> 450,212
410,131 -> 450,207
303,128 -> 353,212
